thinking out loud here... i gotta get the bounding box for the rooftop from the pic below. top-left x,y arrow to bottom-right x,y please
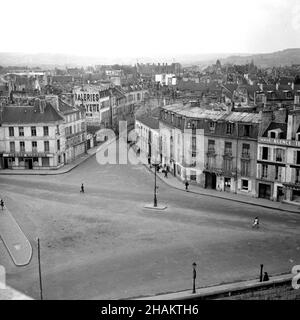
161,103 -> 261,123
0,104 -> 64,124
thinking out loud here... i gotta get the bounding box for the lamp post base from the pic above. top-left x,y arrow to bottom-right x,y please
144,204 -> 168,210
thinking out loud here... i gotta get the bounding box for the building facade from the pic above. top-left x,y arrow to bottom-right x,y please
159,103 -> 260,197
0,102 -> 65,170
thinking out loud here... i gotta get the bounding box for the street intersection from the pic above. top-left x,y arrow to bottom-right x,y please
0,154 -> 299,299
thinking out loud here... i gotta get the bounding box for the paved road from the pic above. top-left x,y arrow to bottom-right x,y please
0,153 -> 299,299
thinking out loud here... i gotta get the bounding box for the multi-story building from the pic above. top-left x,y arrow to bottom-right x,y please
73,84 -> 111,127
111,85 -> 147,134
159,103 -> 261,197
46,95 -> 87,164
135,108 -> 160,164
0,101 -> 64,170
257,107 -> 300,203
0,96 -> 87,170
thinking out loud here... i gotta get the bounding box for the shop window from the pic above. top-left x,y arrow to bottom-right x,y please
242,179 -> 249,190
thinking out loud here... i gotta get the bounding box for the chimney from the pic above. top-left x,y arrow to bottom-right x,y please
40,100 -> 46,113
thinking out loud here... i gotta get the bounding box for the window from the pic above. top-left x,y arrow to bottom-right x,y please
57,140 -> 60,151
32,141 -> 37,152
43,126 -> 49,136
270,132 -> 276,138
224,142 -> 232,155
19,127 -> 24,137
241,160 -> 250,176
9,127 -> 14,137
262,164 -> 268,178
242,179 -> 249,190
243,125 -> 250,137
242,143 -> 250,156
10,142 -> 15,153
262,147 -> 269,160
223,158 -> 232,172
226,123 -> 234,134
275,165 -> 282,181
209,121 -> 216,132
296,168 -> 300,183
192,136 -> 196,157
44,141 -> 50,152
56,125 -> 60,135
208,139 -> 215,152
275,148 -> 284,162
31,126 -> 36,136
58,155 -> 61,163
20,141 -> 25,152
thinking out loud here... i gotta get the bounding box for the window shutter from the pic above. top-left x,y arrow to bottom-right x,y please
294,151 -> 297,164
273,148 -> 276,162
257,164 -> 261,178
258,146 -> 262,160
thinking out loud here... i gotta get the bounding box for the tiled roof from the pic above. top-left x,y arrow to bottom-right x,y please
136,114 -> 159,129
58,98 -> 78,114
222,83 -> 238,94
262,122 -> 287,138
0,104 -> 64,124
161,103 -> 261,123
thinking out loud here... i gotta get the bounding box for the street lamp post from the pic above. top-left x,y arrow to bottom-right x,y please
192,262 -> 197,294
152,162 -> 159,207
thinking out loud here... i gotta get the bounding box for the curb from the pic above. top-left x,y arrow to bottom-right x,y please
133,273 -> 293,300
0,150 -> 97,176
143,164 -> 300,214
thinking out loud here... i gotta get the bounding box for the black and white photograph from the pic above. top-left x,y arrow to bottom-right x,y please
0,0 -> 299,311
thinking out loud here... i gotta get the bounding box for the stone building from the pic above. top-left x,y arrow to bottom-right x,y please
159,102 -> 261,197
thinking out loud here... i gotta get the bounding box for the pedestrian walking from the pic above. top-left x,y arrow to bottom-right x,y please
185,181 -> 189,191
252,216 -> 259,228
0,199 -> 4,210
80,183 -> 85,193
164,169 -> 168,178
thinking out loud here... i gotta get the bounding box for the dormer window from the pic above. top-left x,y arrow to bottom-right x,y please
268,129 -> 282,139
209,121 -> 216,132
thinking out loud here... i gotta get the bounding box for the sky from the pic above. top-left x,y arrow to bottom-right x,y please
0,0 -> 300,58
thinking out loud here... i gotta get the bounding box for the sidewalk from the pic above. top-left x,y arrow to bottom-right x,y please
0,145 -> 99,176
134,273 -> 293,300
145,165 -> 300,214
0,203 -> 32,266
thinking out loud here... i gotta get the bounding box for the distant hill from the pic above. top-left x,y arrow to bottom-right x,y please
220,48 -> 300,68
0,48 -> 300,68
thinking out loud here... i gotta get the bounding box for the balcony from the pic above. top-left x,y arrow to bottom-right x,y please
241,151 -> 250,159
207,148 -> 216,156
224,149 -> 232,157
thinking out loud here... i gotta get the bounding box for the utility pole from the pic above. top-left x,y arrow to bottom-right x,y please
192,262 -> 197,293
37,238 -> 43,300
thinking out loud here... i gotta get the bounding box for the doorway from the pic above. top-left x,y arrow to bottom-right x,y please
258,183 -> 271,199
205,172 -> 217,189
277,186 -> 284,202
25,158 -> 33,169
